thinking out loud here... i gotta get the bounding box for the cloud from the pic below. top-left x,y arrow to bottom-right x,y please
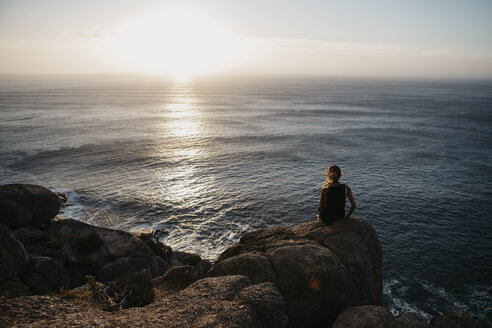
239,37 -> 492,78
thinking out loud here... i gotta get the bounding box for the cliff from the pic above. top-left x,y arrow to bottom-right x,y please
0,184 -> 481,328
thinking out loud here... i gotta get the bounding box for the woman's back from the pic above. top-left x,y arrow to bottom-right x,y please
319,183 -> 346,224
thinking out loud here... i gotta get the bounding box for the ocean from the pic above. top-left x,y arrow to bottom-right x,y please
1,75 -> 491,325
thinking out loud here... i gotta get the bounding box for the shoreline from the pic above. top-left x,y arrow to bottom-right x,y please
0,184 -> 483,327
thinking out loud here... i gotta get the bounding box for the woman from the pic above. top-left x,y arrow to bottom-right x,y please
318,165 -> 356,224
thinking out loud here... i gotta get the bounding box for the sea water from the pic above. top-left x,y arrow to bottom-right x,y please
1,75 -> 491,325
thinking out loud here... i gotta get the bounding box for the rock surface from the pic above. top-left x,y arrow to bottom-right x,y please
331,305 -> 395,328
332,306 -> 429,328
209,218 -> 382,327
395,311 -> 429,328
97,252 -> 169,282
208,252 -> 277,284
0,184 -> 60,228
0,226 -> 30,277
0,183 -> 214,296
0,199 -> 32,228
23,256 -> 69,294
0,275 -> 289,328
429,312 -> 481,328
159,265 -> 200,290
47,219 -> 153,270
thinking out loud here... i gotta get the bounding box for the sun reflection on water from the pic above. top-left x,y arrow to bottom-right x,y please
154,84 -> 211,211
162,94 -> 202,138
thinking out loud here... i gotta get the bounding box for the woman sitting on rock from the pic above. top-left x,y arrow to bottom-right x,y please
318,165 -> 356,224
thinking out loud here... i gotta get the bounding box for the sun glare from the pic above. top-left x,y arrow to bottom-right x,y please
114,8 -> 246,80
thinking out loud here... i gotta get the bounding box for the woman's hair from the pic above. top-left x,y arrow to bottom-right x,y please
322,165 -> 343,188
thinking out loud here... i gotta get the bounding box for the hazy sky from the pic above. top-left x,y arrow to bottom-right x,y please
1,0 -> 492,79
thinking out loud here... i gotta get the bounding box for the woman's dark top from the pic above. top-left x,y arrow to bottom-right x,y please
318,184 -> 345,224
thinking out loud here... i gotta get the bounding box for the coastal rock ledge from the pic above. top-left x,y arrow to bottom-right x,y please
208,217 -> 382,327
0,184 -> 483,328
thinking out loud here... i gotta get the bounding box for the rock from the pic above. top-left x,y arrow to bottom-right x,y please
210,218 -> 382,327
137,232 -> 173,262
183,275 -> 252,301
12,226 -> 51,244
331,307 -> 431,328
172,250 -> 212,277
97,252 -> 169,282
0,226 -> 30,277
23,256 -> 69,294
47,219 -> 153,271
235,282 -> 289,328
65,266 -> 86,289
331,305 -> 395,328
429,311 -> 480,328
208,252 -> 277,284
0,199 -> 32,228
270,243 -> 357,327
172,251 -> 202,265
165,275 -> 288,328
22,238 -> 70,265
160,265 -> 200,290
395,312 -> 429,328
292,218 -> 382,305
0,184 -> 60,228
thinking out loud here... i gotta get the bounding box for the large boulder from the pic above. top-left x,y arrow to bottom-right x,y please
97,252 -> 169,282
162,275 -> 289,328
291,218 -> 382,305
209,218 -> 382,327
268,243 -> 357,326
46,219 -> 153,271
208,252 -> 277,284
0,184 -> 60,228
0,226 -> 30,277
235,282 -> 289,328
429,312 -> 480,328
159,265 -> 200,290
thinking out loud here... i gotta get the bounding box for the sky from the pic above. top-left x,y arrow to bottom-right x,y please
1,0 -> 492,79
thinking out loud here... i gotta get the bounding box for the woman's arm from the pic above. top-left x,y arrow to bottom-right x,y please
317,188 -> 326,221
345,185 -> 356,220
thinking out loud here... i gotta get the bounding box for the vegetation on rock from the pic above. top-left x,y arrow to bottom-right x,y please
86,270 -> 155,310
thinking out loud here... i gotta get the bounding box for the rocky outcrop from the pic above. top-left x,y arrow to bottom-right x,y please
0,275 -> 289,328
208,218 -> 382,327
331,305 -> 429,328
0,184 -> 60,228
0,184 -> 484,328
0,184 -> 209,295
